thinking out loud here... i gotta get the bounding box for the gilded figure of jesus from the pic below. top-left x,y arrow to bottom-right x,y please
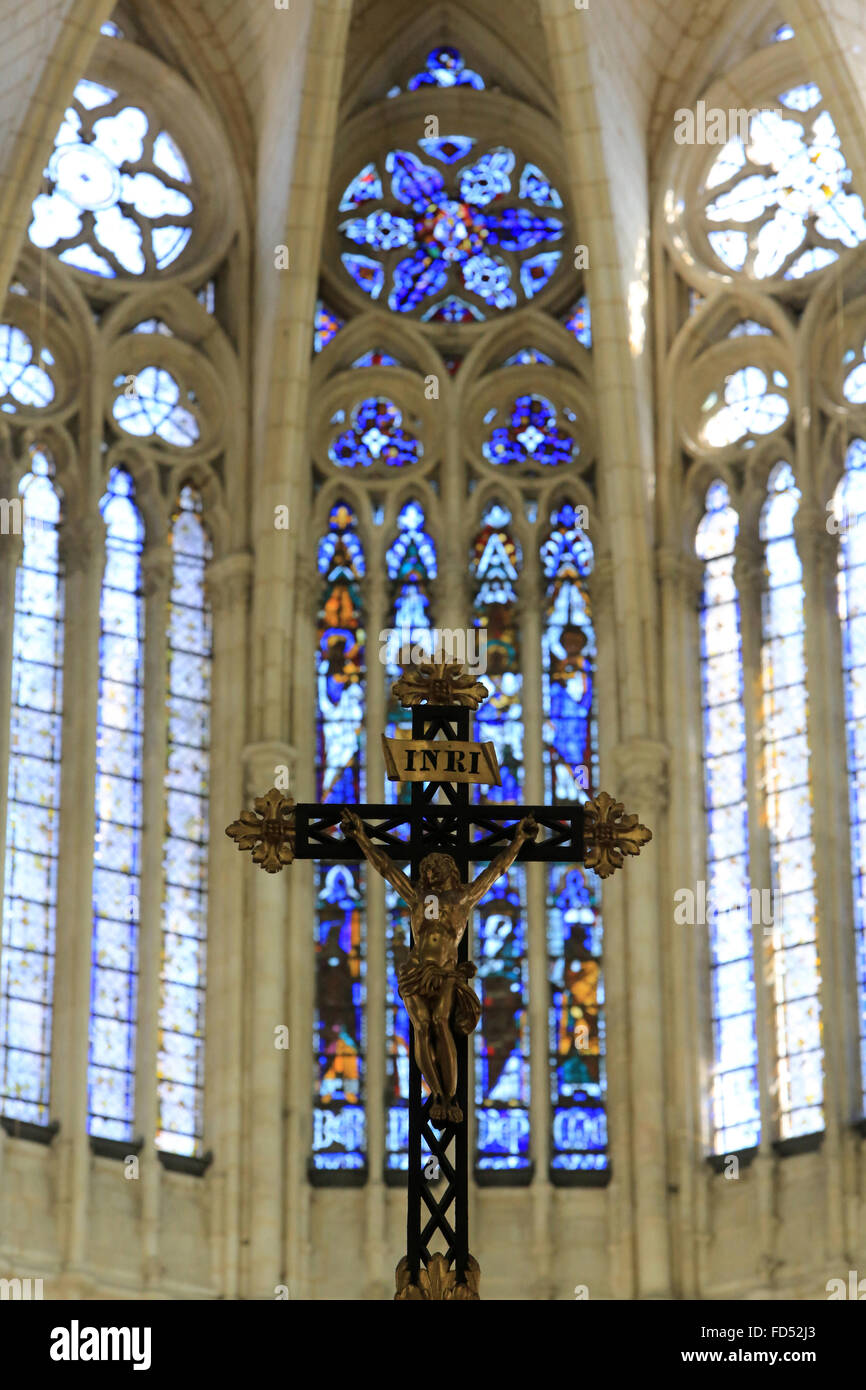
339,809 -> 539,1126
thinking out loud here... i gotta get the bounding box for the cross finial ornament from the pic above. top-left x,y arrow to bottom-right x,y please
391,659 -> 488,709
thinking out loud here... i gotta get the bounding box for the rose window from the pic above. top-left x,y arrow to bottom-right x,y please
338,144 -> 564,317
29,79 -> 194,278
700,83 -> 866,281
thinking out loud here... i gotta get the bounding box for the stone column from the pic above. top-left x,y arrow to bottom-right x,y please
794,504 -> 855,1263
612,735 -> 670,1299
135,544 -> 171,1290
0,444 -> 23,1211
734,537 -> 778,1285
206,552 -> 252,1298
52,513 -> 105,1286
240,738 -> 294,1298
519,551 -> 554,1296
656,544 -> 704,1299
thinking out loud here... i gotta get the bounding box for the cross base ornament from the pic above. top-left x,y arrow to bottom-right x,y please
225,664 -> 652,1300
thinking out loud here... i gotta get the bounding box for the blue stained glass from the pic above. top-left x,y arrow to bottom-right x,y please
1,455 -> 63,1125
834,439 -> 866,1112
338,162 -> 382,211
418,135 -> 476,165
519,163 -> 563,208
340,211 -> 415,250
483,394 -> 576,469
88,468 -> 144,1141
351,349 -> 401,368
503,347 -> 554,367
383,502 -> 437,1170
760,463 -> 823,1138
314,504 -> 366,1173
696,481 -> 760,1151
421,296 -> 484,323
470,506 -> 530,1174
314,299 -> 343,354
520,251 -> 561,298
329,397 -> 422,470
405,46 -> 485,92
340,141 -> 564,315
564,296 -> 592,348
459,148 -> 514,205
112,365 -> 199,447
157,488 -> 211,1156
541,505 -> 605,1174
341,253 -> 384,300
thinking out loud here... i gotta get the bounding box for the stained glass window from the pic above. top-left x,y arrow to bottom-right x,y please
1,453 -> 64,1124
314,299 -> 344,354
329,397 -> 422,470
696,481 -> 759,1152
383,502 -> 437,1172
760,462 -> 823,1138
833,439 -> 866,1109
469,505 -> 530,1176
158,487 -> 212,1155
406,47 -> 485,92
313,503 -> 367,1175
338,143 -> 563,316
112,366 -> 199,447
563,296 -> 592,348
88,468 -> 145,1141
29,80 -> 194,276
699,366 -> 788,448
483,394 -> 578,469
0,325 -> 55,412
540,504 -> 606,1175
701,84 -> 866,279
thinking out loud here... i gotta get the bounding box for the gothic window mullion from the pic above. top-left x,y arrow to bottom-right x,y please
133,541 -> 171,1167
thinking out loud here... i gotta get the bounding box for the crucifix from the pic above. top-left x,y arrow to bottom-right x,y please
226,661 -> 652,1300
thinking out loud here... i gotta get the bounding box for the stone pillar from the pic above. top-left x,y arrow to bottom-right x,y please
612,735 -> 670,1299
206,552 -> 252,1298
734,537 -> 778,1284
520,552 -> 554,1297
794,504 -> 855,1263
0,444 -> 24,1209
52,513 -> 105,1283
135,544 -> 171,1289
656,544 -> 704,1299
240,738 -> 294,1298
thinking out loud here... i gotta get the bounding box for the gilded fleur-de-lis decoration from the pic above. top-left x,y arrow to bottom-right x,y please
225,788 -> 296,873
394,1253 -> 481,1301
583,790 -> 652,879
392,660 -> 488,710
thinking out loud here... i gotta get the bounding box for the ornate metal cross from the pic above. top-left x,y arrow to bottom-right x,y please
226,661 -> 651,1300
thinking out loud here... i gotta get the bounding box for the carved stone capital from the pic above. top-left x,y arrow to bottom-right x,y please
59,514 -> 105,578
611,737 -> 669,813
141,544 -> 172,599
207,551 -> 252,615
733,536 -> 764,595
793,503 -> 839,574
242,740 -> 296,802
293,562 -> 321,619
